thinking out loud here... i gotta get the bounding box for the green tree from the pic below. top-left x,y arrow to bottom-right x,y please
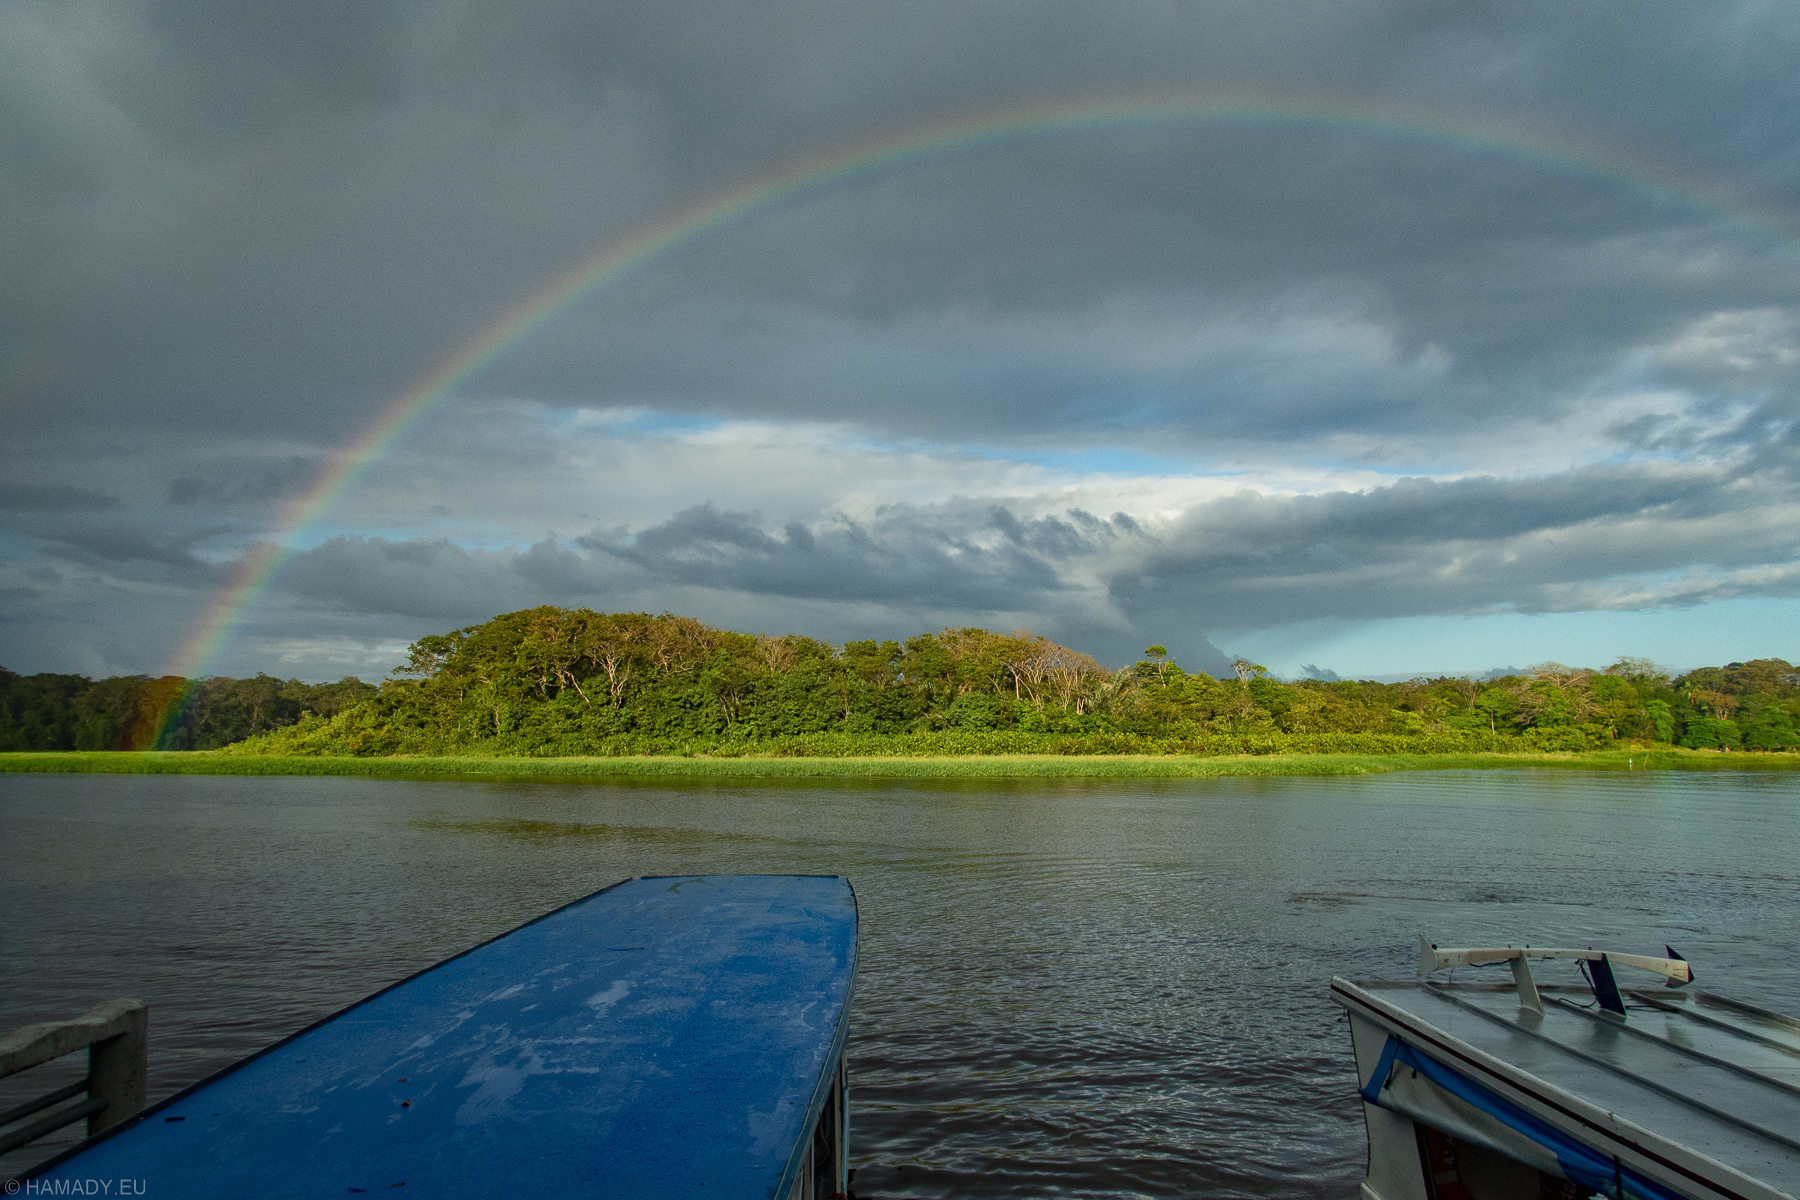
1682,718 -> 1742,750
1473,687 -> 1518,733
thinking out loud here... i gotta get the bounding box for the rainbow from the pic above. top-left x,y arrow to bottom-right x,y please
153,88 -> 1796,743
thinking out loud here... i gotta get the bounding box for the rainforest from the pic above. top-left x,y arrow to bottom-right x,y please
3,607 -> 1795,758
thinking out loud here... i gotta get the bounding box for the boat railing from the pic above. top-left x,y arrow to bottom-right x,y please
0,999 -> 147,1174
1417,936 -> 1691,1015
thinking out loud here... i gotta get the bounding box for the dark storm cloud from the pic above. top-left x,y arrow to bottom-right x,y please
36,524 -> 225,578
11,445 -> 1786,678
1177,465 -> 1748,549
577,467 -> 1797,634
472,200 -> 1800,456
277,536 -> 613,621
7,0 -> 1800,676
246,452 -> 1797,656
166,457 -> 315,507
1119,467 -> 1800,629
251,508 -> 1205,670
263,504 -> 1123,627
0,483 -> 122,512
6,0 -> 1798,448
589,501 -> 1101,608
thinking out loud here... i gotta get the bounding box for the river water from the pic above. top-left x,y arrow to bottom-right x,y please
3,768 -> 1797,1195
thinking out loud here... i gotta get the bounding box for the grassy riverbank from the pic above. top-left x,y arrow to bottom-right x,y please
2,747 -> 1794,780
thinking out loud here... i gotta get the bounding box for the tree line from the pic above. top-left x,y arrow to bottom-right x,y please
4,607 -> 1794,756
0,669 -> 376,751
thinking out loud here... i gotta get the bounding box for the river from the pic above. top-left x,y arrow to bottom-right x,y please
3,768 -> 1797,1195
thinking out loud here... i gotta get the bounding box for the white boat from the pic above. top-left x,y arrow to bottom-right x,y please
1331,939 -> 1800,1200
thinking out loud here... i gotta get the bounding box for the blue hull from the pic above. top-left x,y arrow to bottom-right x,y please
29,875 -> 859,1199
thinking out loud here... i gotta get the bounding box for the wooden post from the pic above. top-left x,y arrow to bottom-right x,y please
0,997 -> 148,1159
87,1001 -> 148,1134
835,1057 -> 849,1197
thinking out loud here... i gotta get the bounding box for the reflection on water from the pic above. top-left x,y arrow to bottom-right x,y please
3,770 -> 1797,1195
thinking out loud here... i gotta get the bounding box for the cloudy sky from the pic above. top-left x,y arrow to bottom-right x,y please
5,1 -> 1799,682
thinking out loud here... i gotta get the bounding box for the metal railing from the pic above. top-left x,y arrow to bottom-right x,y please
0,1000 -> 147,1168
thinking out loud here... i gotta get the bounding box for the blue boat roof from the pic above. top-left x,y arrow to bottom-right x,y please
36,875 -> 858,1198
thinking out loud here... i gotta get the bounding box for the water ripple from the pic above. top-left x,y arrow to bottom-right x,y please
3,769 -> 1797,1194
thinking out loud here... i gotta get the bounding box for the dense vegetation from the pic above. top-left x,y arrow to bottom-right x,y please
182,607 -> 1800,757
6,607 -> 1793,757
0,668 -> 375,751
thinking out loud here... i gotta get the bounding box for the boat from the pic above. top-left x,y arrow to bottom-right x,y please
1332,938 -> 1800,1200
21,874 -> 859,1199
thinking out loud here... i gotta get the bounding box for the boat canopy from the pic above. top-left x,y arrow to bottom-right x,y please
1334,969 -> 1800,1200
28,875 -> 859,1199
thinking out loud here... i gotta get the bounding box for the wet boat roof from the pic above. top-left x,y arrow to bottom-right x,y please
37,875 -> 859,1198
1336,978 -> 1800,1196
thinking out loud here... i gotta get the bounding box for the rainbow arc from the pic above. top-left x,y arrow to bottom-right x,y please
151,89 -> 1798,746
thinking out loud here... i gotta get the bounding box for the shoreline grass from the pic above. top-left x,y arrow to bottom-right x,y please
2,747 -> 1796,781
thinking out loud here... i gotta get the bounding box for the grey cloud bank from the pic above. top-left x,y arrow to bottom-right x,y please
3,0 -> 1798,679
126,455 -> 1798,679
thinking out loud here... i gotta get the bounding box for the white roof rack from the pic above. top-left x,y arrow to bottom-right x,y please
1417,936 -> 1692,1016
1419,937 -> 1693,983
